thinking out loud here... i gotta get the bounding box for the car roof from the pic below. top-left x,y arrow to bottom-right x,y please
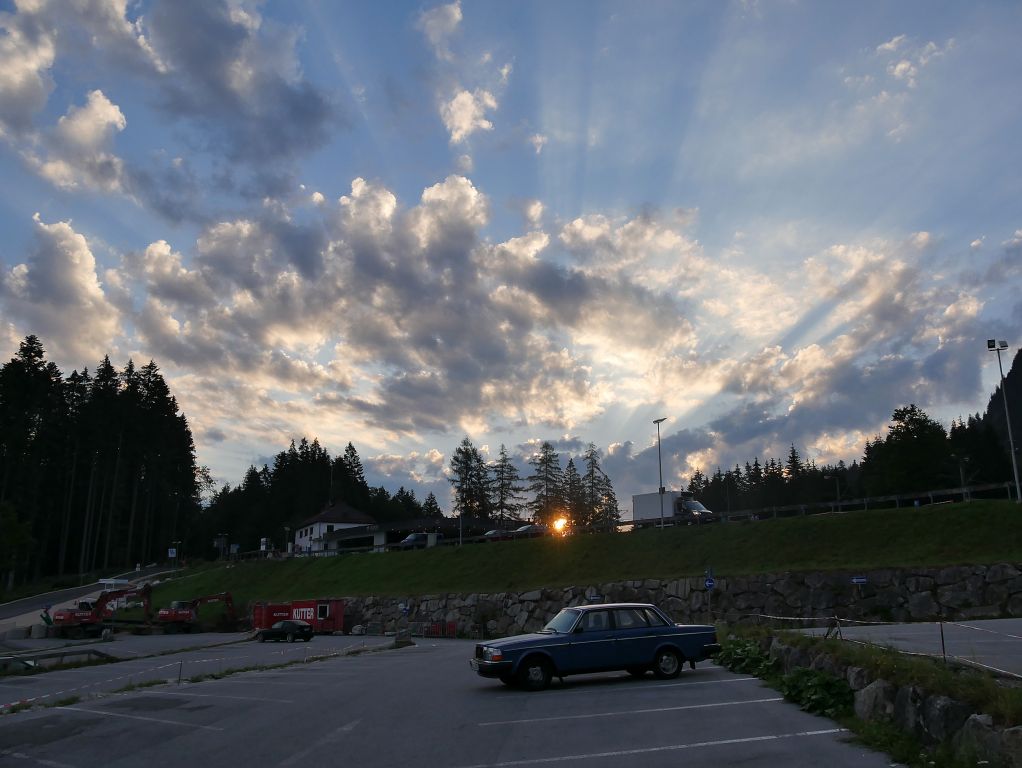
568,602 -> 658,612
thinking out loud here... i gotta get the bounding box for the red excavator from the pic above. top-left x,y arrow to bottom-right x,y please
52,583 -> 153,638
156,592 -> 236,633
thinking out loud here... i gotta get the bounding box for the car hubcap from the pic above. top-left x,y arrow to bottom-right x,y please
527,666 -> 544,683
659,653 -> 678,675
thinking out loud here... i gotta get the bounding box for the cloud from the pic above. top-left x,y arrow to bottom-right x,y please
418,1 -> 462,62
0,6 -> 56,136
28,89 -> 127,192
144,0 -> 339,166
0,214 -> 120,363
524,200 -> 544,229
441,89 -> 497,143
529,133 -> 548,154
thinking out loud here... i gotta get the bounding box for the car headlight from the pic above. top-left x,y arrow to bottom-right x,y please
481,647 -> 504,662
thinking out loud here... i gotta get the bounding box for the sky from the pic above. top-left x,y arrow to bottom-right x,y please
1,0 -> 1021,515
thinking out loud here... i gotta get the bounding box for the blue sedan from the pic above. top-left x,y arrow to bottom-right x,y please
470,602 -> 720,690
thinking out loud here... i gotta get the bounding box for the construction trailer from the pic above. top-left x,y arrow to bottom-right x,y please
250,598 -> 346,634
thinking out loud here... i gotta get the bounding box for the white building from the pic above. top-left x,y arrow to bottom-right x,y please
294,502 -> 376,553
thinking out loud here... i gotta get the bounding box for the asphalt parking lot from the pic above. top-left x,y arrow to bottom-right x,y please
1,633 -> 385,710
0,639 -> 895,768
804,617 -> 1022,677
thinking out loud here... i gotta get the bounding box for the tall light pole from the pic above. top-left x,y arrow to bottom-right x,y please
988,339 -> 1021,503
654,418 -> 667,528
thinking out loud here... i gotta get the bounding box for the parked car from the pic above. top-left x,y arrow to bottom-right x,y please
512,523 -> 547,538
482,529 -> 514,542
675,498 -> 720,524
256,619 -> 313,643
397,532 -> 444,549
469,602 -> 720,691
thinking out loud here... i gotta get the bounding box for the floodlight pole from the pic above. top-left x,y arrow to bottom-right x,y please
989,340 -> 1021,504
654,418 -> 667,528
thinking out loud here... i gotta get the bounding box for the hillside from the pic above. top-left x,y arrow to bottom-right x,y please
151,501 -> 1021,612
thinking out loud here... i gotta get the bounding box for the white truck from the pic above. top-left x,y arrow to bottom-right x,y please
631,491 -> 718,526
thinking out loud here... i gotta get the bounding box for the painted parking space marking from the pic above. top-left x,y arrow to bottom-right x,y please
455,728 -> 847,767
57,705 -> 225,731
0,749 -> 78,768
492,675 -> 760,700
134,689 -> 293,703
277,719 -> 361,767
479,696 -> 784,726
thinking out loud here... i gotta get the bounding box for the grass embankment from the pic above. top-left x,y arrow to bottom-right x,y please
150,501 -> 1021,612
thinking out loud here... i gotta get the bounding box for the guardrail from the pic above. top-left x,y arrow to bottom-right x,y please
0,646 -> 116,673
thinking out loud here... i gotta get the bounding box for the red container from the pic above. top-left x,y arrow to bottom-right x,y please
250,602 -> 292,630
290,598 -> 345,634
250,599 -> 345,633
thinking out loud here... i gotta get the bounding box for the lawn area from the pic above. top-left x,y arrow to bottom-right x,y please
149,500 -> 1021,611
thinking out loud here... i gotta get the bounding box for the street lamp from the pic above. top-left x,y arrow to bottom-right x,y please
988,339 -> 1022,503
653,418 -> 667,528
283,526 -> 291,556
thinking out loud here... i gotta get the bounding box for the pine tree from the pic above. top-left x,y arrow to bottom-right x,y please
422,492 -> 443,518
563,458 -> 584,528
448,437 -> 489,521
489,444 -> 523,527
526,441 -> 564,525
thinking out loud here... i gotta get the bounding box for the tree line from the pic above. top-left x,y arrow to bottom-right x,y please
0,336 -> 202,589
687,401 -> 1017,515
448,438 -> 621,530
197,440 -> 443,555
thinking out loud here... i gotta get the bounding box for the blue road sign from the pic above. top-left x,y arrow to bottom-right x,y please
705,577 -> 716,590
851,576 -> 868,585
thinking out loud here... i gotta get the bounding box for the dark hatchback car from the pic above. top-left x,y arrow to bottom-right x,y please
470,602 -> 719,690
256,619 -> 313,643
512,523 -> 547,538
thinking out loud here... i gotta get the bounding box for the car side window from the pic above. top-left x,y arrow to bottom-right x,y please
581,610 -> 610,632
643,608 -> 669,627
612,608 -> 649,629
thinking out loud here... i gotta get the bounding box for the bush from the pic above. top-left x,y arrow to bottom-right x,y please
777,667 -> 853,719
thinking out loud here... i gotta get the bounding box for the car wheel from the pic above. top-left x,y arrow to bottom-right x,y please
626,667 -> 648,678
517,656 -> 552,691
303,637 -> 311,642
287,633 -> 295,643
257,633 -> 265,643
653,648 -> 682,679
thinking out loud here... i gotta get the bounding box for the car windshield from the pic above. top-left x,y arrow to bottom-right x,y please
683,501 -> 708,512
541,609 -> 580,634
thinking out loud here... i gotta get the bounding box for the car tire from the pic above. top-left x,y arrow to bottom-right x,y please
303,637 -> 311,642
653,648 -> 682,679
287,633 -> 295,643
626,667 -> 648,678
257,633 -> 265,643
518,656 -> 552,691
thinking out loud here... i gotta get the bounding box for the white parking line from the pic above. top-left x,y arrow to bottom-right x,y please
0,750 -> 77,768
494,675 -> 760,699
277,719 -> 361,767
479,696 -> 784,726
455,728 -> 846,767
57,705 -> 225,731
134,690 -> 294,703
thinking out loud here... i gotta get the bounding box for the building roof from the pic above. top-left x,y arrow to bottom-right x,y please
297,502 -> 376,528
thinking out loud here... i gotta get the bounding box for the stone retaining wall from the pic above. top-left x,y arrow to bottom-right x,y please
768,636 -> 1022,767
342,562 -> 1022,637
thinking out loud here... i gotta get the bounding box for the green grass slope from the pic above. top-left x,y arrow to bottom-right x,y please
152,501 -> 1021,611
